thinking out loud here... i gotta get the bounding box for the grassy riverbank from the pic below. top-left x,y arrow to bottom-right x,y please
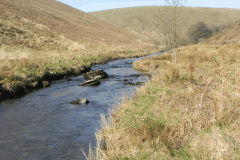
0,45 -> 159,100
89,43 -> 240,159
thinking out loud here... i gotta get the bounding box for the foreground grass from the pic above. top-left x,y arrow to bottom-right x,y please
88,43 -> 240,159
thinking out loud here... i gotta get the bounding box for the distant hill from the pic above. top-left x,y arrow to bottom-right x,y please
90,6 -> 240,45
0,0 -> 151,52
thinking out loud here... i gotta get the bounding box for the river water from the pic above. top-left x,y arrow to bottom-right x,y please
0,53 -> 160,160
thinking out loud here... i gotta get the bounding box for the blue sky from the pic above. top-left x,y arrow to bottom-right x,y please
57,0 -> 240,12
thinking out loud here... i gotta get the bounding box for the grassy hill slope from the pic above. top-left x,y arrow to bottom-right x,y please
1,0 -> 152,49
207,21 -> 240,44
90,6 -> 240,45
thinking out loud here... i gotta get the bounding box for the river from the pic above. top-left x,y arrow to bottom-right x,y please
0,53 -> 160,160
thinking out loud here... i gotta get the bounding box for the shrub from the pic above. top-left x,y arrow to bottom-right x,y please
187,21 -> 212,44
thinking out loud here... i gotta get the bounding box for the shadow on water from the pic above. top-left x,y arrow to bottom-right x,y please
0,53 -> 161,159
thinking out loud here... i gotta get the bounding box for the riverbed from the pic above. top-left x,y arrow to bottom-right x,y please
0,53 -> 160,159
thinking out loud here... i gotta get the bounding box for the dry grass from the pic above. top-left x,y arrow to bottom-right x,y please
88,43 -> 240,159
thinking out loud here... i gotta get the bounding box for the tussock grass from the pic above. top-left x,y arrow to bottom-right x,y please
89,44 -> 240,159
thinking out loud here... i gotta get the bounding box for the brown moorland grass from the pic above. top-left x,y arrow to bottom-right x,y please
88,43 -> 240,159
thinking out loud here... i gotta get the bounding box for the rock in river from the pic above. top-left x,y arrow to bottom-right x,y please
84,69 -> 108,79
70,99 -> 89,105
78,79 -> 101,86
124,82 -> 145,86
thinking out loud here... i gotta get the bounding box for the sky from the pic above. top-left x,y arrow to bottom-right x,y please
57,0 -> 240,12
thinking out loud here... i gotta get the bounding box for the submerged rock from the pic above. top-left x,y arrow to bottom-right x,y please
70,99 -> 89,105
78,79 -> 101,86
84,69 -> 108,79
124,82 -> 145,86
115,79 -> 129,82
112,66 -> 121,68
125,74 -> 142,78
125,73 -> 151,78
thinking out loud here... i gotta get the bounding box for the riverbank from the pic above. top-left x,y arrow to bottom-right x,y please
0,47 -> 161,100
90,43 -> 240,159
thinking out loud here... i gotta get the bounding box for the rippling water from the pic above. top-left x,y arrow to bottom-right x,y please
0,53 -> 160,159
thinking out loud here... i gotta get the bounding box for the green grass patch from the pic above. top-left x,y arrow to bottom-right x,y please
15,67 -> 48,77
167,144 -> 199,160
216,122 -> 230,130
11,54 -> 103,82
197,128 -> 212,135
81,54 -> 102,62
147,111 -> 168,133
120,157 -> 136,160
230,58 -> 237,63
118,82 -> 182,134
181,74 -> 190,82
136,152 -> 151,160
166,89 -> 175,96
118,83 -> 167,129
45,63 -> 61,69
120,152 -> 151,160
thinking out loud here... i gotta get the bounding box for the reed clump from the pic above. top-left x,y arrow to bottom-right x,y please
89,43 -> 240,159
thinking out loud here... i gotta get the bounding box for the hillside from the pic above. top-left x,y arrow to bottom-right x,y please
207,21 -> 240,44
0,0 -> 157,100
0,0 -> 153,50
90,6 -> 240,45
